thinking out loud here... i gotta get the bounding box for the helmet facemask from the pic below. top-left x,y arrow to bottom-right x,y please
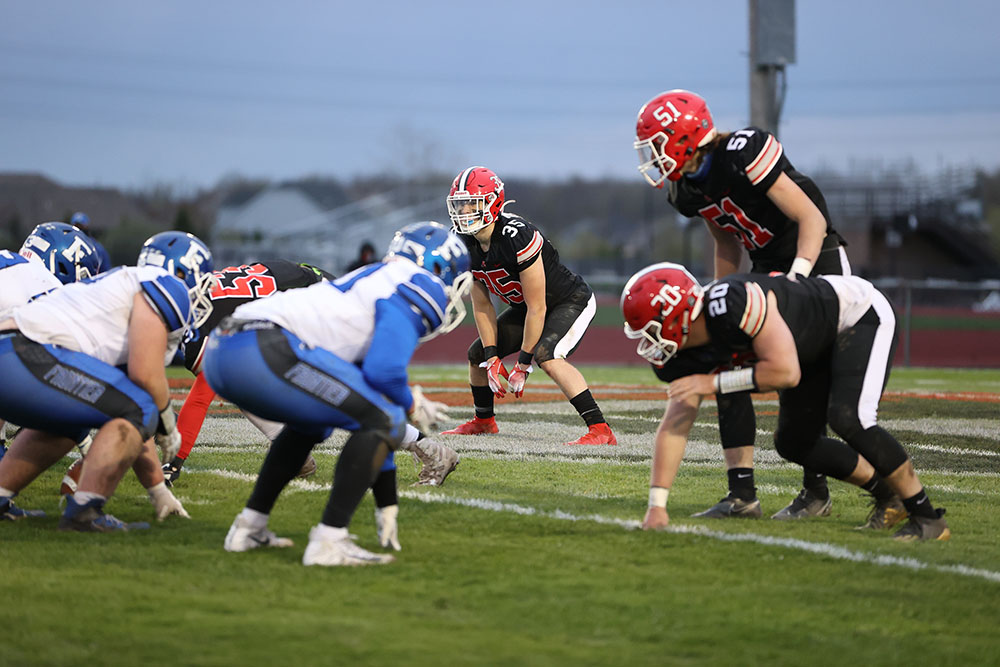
447,193 -> 494,234
424,269 -> 472,342
635,132 -> 678,188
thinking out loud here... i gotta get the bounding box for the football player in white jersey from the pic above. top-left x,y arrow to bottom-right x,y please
205,222 -> 472,566
0,222 -> 101,473
0,231 -> 214,531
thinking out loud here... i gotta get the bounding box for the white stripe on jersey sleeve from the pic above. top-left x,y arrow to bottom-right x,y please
739,281 -> 767,337
745,135 -> 783,186
516,231 -> 544,265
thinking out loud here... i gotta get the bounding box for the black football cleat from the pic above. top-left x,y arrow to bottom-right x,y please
893,508 -> 950,542
691,493 -> 762,519
771,488 -> 832,520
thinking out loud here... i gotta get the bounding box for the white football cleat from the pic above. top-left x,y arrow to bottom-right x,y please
302,525 -> 395,566
224,512 -> 294,552
406,437 -> 460,487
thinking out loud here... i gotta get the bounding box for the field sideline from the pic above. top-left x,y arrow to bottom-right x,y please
4,365 -> 1000,666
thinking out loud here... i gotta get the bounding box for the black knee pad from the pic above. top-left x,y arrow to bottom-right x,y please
533,338 -> 555,365
846,426 -> 910,477
468,339 -> 485,366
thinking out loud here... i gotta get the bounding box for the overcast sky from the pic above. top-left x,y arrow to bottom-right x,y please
1,1 -> 998,191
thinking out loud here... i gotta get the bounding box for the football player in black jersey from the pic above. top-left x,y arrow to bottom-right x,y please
634,89 -> 852,521
440,166 -> 616,445
621,263 -> 950,541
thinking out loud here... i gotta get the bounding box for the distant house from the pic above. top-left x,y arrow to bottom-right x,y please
211,180 -> 447,274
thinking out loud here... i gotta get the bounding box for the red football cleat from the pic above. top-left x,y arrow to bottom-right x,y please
565,423 -> 617,446
441,416 -> 498,435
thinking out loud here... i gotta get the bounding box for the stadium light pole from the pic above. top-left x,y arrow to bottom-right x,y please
749,0 -> 795,138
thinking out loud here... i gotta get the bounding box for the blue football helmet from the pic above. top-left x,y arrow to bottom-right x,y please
70,211 -> 91,229
19,222 -> 101,284
385,221 -> 473,339
137,231 -> 215,328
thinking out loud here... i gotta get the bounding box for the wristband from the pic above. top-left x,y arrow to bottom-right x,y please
648,486 -> 670,508
713,368 -> 757,394
482,345 -> 498,361
789,257 -> 814,278
157,405 -> 177,435
517,349 -> 534,366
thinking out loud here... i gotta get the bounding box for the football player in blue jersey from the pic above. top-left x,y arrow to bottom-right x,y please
634,90 -> 855,521
205,221 -> 472,566
0,231 -> 213,530
0,222 -> 101,468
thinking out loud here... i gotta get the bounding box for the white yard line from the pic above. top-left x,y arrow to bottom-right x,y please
193,467 -> 1000,586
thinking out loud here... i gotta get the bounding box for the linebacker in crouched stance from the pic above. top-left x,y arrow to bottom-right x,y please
204,222 -> 472,566
441,166 -> 616,445
622,263 -> 949,541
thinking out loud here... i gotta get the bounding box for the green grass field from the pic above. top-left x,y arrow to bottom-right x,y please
4,366 -> 1000,666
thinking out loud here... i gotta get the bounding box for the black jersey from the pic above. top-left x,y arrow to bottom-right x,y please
702,273 -> 841,367
184,259 -> 331,373
463,212 -> 588,308
668,127 -> 842,266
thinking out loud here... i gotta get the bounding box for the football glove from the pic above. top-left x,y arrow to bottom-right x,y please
375,504 -> 401,551
408,385 -> 449,433
507,362 -> 533,398
147,481 -> 191,521
480,357 -> 509,398
155,406 -> 182,464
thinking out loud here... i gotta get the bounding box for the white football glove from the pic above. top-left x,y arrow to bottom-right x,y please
147,481 -> 191,521
155,406 -> 182,464
375,504 -> 401,551
408,385 -> 449,433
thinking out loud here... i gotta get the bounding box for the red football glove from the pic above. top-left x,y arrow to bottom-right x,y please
481,357 -> 509,398
507,362 -> 533,398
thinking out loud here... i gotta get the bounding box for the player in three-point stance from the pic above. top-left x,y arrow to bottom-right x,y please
205,222 -> 472,566
441,166 -> 616,446
633,89 -> 854,520
0,222 -> 102,475
169,258 -> 458,550
621,263 -> 949,541
0,231 -> 213,530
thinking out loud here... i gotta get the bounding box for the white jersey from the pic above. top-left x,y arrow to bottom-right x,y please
0,250 -> 62,318
233,259 -> 449,363
13,265 -> 192,366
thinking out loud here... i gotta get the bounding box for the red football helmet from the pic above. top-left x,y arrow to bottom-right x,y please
621,262 -> 704,365
634,90 -> 717,188
447,166 -> 506,234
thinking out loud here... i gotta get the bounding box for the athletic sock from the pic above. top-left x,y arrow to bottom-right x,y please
802,469 -> 829,500
472,385 -> 495,420
860,472 -> 895,501
247,429 -> 318,514
569,390 -> 605,427
371,467 -> 398,508
902,488 -> 938,519
322,430 -> 387,528
72,491 -> 106,506
727,468 -> 757,501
